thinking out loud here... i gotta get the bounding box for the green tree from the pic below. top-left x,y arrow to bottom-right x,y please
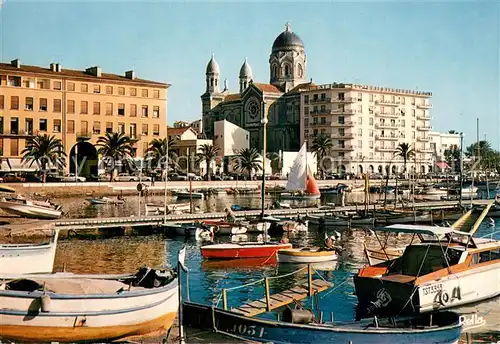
233,148 -> 262,179
21,134 -> 66,182
146,138 -> 177,175
311,133 -> 333,178
96,132 -> 137,181
195,143 -> 219,180
396,142 -> 415,177
444,144 -> 461,172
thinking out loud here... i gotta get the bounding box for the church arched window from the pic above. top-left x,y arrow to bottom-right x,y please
272,64 -> 278,78
298,64 -> 303,77
284,65 -> 290,77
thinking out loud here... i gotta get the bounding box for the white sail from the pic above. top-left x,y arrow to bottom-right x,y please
285,143 -> 307,191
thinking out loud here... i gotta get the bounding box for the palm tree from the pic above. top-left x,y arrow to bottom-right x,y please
21,134 -> 66,182
396,143 -> 415,178
96,132 -> 137,181
311,133 -> 333,178
146,138 -> 177,174
233,148 -> 262,179
195,143 -> 219,180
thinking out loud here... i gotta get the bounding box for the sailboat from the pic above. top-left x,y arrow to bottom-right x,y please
281,143 -> 321,200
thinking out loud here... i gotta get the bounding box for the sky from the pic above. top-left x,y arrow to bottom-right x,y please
0,0 -> 499,148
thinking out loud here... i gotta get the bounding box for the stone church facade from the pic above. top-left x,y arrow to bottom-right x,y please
201,24 -> 315,153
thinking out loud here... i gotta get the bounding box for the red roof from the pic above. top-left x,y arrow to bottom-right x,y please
288,82 -> 317,93
253,83 -> 283,93
224,93 -> 241,102
167,127 -> 194,136
0,62 -> 169,87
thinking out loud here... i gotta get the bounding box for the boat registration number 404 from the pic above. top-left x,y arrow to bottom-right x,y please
226,324 -> 265,338
422,284 -> 443,296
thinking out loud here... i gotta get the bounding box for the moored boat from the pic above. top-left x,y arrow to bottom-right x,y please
202,220 -> 248,235
0,267 -> 178,343
200,242 -> 293,259
277,247 -> 338,263
363,243 -> 406,266
87,196 -> 124,205
175,190 -> 204,199
308,213 -> 374,227
0,225 -> 59,274
183,302 -> 462,344
0,196 -> 62,219
281,143 -> 321,200
145,202 -> 192,215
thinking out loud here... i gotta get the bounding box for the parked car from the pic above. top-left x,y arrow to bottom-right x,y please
168,173 -> 188,181
60,174 -> 86,182
187,173 -> 202,181
2,173 -> 26,183
115,173 -> 139,182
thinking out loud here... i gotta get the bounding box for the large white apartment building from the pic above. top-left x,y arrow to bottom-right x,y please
301,83 -> 434,176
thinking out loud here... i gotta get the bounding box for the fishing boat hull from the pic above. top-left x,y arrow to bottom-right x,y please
201,243 -> 292,259
0,270 -> 178,343
183,302 -> 462,344
277,248 -> 337,263
0,230 -> 59,274
176,191 -> 204,200
0,201 -> 62,219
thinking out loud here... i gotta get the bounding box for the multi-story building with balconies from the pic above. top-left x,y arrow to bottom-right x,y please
301,83 -> 434,176
0,59 -> 169,176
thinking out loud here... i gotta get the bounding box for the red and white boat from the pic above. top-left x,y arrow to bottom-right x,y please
201,242 -> 292,259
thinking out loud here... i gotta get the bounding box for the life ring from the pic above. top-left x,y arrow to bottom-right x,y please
439,291 -> 450,306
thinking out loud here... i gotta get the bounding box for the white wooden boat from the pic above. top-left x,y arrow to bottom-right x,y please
0,226 -> 59,274
0,267 -> 178,343
175,191 -> 204,199
355,224 -> 500,319
282,143 -> 321,200
363,243 -> 406,266
277,247 -> 338,263
87,197 -> 124,205
145,202 -> 191,215
202,220 -> 248,235
0,197 -> 62,219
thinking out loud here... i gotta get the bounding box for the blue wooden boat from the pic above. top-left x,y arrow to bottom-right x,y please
183,302 -> 462,344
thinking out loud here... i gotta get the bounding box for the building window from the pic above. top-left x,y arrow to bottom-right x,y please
80,101 -> 88,114
53,119 -> 61,133
411,98 -> 415,105
369,93 -> 374,102
53,99 -> 61,112
141,105 -> 148,117
106,122 -> 113,133
141,89 -> 148,97
401,119 -> 406,127
105,86 -> 113,94
130,87 -> 136,96
369,117 -> 373,125
81,83 -> 88,92
304,118 -> 309,126
369,129 -> 374,137
67,120 -> 75,133
320,93 -> 326,101
10,117 -> 19,134
54,81 -> 62,90
10,138 -> 19,156
10,96 -> 19,110
118,87 -> 125,95
358,117 -> 362,125
25,118 -> 33,135
358,140 -> 363,148
118,123 -> 125,134
304,95 -> 309,103
37,78 -> 50,89
411,120 -> 415,128
93,121 -> 101,135
106,102 -> 113,116
142,123 -> 148,136
357,128 -> 362,136
62,100 -> 74,115
25,97 -> 34,111
118,103 -> 125,116
39,98 -> 47,111
153,90 -> 160,98
313,129 -> 318,136
0,95 -> 3,109
129,123 -> 137,138
153,124 -> 160,136
80,120 -> 88,134
130,104 -> 137,117
23,77 -> 35,88
39,118 -> 48,132
7,76 -> 21,87
93,102 -> 100,115
152,106 -> 159,118
401,97 -> 406,105
369,140 -> 374,148
320,117 -> 326,125
339,116 -> 345,124
67,82 -> 75,92
93,85 -> 101,93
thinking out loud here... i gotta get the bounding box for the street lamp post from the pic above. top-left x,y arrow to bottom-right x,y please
261,115 -> 268,217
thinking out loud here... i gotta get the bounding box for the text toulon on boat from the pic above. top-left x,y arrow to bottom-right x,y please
354,224 -> 500,319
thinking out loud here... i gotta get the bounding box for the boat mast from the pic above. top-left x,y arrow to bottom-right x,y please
261,104 -> 268,218
163,131 -> 169,224
305,141 -> 308,189
459,132 -> 464,207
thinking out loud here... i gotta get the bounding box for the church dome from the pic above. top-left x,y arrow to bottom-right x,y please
206,54 -> 220,74
272,23 -> 304,53
239,58 -> 253,78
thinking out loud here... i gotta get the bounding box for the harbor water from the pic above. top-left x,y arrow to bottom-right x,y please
47,194 -> 500,343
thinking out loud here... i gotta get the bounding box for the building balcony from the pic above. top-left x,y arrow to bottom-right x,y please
376,111 -> 399,118
308,97 -> 331,104
416,103 -> 432,109
375,146 -> 397,152
417,136 -> 431,142
330,121 -> 355,127
330,133 -> 355,139
375,123 -> 398,129
332,97 -> 356,103
309,109 -> 332,115
417,125 -> 433,131
0,130 -> 36,138
330,108 -> 355,115
416,148 -> 434,153
311,121 -> 330,127
375,134 -> 399,140
375,99 -> 399,106
417,114 -> 432,120
332,145 -> 355,151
